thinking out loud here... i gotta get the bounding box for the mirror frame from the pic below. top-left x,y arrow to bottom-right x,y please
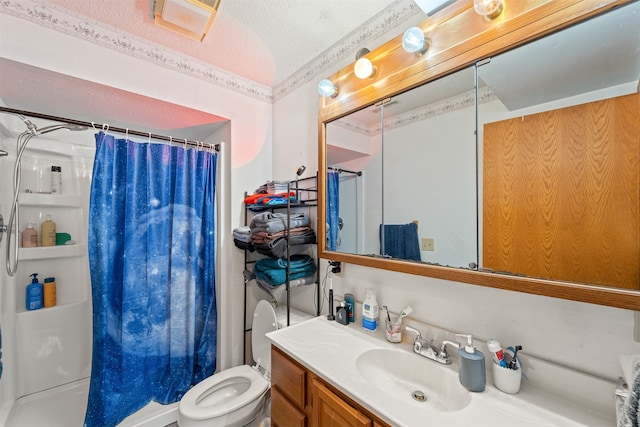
318,0 -> 640,311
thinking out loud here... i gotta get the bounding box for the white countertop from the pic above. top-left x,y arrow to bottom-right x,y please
267,316 -> 614,427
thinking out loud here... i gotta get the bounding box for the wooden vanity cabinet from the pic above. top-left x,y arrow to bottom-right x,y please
271,345 -> 390,427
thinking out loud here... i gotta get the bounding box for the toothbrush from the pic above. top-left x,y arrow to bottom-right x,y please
397,305 -> 413,323
382,305 -> 391,322
508,345 -> 523,369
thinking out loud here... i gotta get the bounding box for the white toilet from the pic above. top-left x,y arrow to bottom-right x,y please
178,300 -> 312,427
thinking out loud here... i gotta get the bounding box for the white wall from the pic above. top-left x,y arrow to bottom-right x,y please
272,73 -> 640,385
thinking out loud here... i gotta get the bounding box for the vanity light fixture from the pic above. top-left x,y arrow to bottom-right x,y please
473,0 -> 504,19
354,48 -> 377,80
317,79 -> 338,98
402,27 -> 430,54
153,0 -> 221,41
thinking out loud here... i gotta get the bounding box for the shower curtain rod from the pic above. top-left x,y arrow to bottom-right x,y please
329,166 -> 362,176
0,107 -> 220,152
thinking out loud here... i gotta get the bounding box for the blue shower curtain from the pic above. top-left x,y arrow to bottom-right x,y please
327,171 -> 340,251
85,132 -> 217,427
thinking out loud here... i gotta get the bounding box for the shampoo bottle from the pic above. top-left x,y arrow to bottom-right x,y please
456,333 -> 486,392
40,215 -> 56,247
43,277 -> 57,308
361,289 -> 379,331
51,166 -> 62,194
26,273 -> 43,311
22,223 -> 38,248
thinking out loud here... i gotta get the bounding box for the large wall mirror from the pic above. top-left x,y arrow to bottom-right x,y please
320,0 -> 640,310
326,66 -> 478,269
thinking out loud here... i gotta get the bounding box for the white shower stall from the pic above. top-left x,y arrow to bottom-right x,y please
0,114 -> 182,426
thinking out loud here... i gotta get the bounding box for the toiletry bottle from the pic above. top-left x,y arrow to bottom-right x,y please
487,338 -> 507,367
22,223 -> 38,248
361,289 -> 379,331
336,301 -> 350,325
51,166 -> 62,194
456,333 -> 486,392
26,273 -> 43,311
344,293 -> 355,323
43,277 -> 57,308
40,215 -> 56,247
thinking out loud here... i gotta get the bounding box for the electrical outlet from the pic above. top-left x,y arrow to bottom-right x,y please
421,238 -> 435,251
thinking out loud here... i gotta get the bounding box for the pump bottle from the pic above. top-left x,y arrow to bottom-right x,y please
456,333 -> 486,392
26,273 -> 43,311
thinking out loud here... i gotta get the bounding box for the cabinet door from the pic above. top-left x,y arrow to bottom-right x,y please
271,346 -> 307,408
311,380 -> 371,427
272,386 -> 306,427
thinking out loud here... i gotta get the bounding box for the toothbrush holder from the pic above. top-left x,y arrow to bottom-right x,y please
492,350 -> 522,394
385,314 -> 402,343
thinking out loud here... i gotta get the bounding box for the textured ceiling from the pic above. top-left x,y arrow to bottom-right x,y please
43,0 -> 401,87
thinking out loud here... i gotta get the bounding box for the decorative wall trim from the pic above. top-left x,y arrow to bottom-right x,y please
0,0 -> 273,102
334,86 -> 498,136
272,0 -> 420,101
0,0 -> 418,104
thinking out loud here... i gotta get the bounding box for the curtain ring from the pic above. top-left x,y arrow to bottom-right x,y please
125,128 -> 129,140
148,132 -> 151,144
208,143 -> 213,153
102,123 -> 109,134
91,121 -> 97,131
169,136 -> 173,145
184,139 -> 188,150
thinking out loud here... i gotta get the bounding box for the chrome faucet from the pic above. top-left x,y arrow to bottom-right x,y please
405,325 -> 458,365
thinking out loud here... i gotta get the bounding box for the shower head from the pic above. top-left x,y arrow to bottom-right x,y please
296,165 -> 306,176
35,123 -> 88,135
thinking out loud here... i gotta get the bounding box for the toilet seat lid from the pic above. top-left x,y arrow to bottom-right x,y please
252,300 -> 278,371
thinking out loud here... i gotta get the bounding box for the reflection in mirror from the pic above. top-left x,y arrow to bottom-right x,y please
477,2 -> 640,290
326,66 -> 479,269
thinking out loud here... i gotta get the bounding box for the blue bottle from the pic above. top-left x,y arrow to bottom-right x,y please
456,334 -> 486,392
26,273 -> 43,311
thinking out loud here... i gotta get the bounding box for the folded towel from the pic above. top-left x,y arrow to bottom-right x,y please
255,275 -> 316,300
618,356 -> 640,427
250,212 -> 310,234
253,254 -> 317,286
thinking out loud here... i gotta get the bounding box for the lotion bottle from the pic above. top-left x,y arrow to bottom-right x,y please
43,277 -> 57,308
456,333 -> 486,392
361,289 -> 378,331
26,273 -> 43,311
40,215 -> 56,247
22,223 -> 38,248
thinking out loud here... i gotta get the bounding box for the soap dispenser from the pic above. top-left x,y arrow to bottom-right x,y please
26,273 -> 43,311
456,333 -> 486,392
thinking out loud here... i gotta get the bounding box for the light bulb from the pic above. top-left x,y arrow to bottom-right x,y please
317,79 -> 337,97
354,57 -> 375,79
474,0 -> 504,19
402,27 -> 428,54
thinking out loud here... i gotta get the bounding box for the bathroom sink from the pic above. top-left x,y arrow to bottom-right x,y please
355,348 -> 470,412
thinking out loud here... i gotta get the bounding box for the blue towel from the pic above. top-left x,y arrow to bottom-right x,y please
253,254 -> 317,286
379,223 -> 421,261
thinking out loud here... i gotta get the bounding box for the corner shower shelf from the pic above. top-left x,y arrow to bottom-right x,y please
19,244 -> 87,261
19,193 -> 83,208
